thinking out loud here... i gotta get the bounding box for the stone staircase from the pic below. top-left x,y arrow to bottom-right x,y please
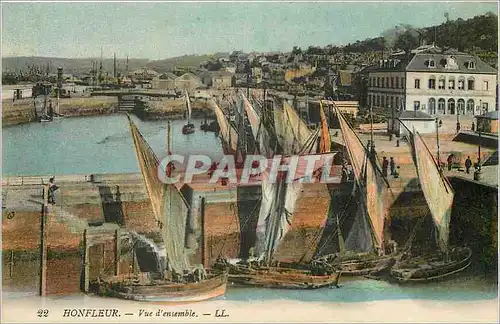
118,98 -> 136,112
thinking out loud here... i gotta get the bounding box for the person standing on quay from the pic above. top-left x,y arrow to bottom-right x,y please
465,156 -> 472,174
382,157 -> 389,178
390,157 -> 396,175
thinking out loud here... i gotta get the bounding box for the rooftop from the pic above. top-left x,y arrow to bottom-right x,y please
476,111 -> 499,120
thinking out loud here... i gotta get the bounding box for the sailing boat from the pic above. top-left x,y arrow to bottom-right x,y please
53,88 -> 65,119
390,127 -> 471,282
39,91 -> 53,122
314,103 -> 398,276
214,93 -> 341,289
94,114 -> 228,302
182,90 -> 195,135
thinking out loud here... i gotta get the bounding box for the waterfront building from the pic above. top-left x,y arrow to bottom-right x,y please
173,73 -> 203,91
151,72 -> 177,90
200,71 -> 234,89
367,46 -> 497,117
391,110 -> 436,137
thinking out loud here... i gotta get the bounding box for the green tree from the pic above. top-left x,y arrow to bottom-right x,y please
394,31 -> 420,52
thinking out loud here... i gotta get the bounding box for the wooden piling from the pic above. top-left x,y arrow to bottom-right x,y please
200,196 -> 206,268
39,185 -> 48,296
10,250 -> 14,278
82,229 -> 89,293
114,229 -> 120,276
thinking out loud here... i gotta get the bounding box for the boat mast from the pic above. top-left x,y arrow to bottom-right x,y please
166,120 -> 171,154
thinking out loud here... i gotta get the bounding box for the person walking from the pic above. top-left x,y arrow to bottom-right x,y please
47,177 -> 59,205
390,157 -> 396,175
382,157 -> 389,178
465,156 -> 472,174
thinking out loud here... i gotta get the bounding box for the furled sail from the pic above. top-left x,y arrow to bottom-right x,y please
185,90 -> 192,122
210,99 -> 238,154
334,105 -> 388,250
127,115 -> 191,274
255,173 -> 302,264
240,91 -> 273,157
407,129 -> 454,252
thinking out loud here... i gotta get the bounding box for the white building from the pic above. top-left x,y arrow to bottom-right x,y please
367,46 -> 497,117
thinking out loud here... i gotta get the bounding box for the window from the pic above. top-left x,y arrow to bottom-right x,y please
447,99 -> 455,115
429,60 -> 435,68
438,77 -> 446,90
428,98 -> 436,114
438,98 -> 446,114
381,96 -> 385,107
448,79 -> 455,90
377,77 -> 380,87
385,77 -> 389,88
428,77 -> 436,89
467,78 -> 475,90
414,101 -> 421,111
457,99 -> 465,115
482,102 -> 489,113
401,77 -> 405,87
395,77 -> 399,88
466,99 -> 474,114
467,61 -> 475,69
391,77 -> 394,88
414,78 -> 420,89
483,81 -> 489,91
458,79 -> 465,90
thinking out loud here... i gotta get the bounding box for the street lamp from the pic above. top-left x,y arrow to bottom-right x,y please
436,117 -> 443,171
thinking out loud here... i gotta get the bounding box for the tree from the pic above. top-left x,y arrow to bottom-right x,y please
292,46 -> 302,55
394,31 -> 420,52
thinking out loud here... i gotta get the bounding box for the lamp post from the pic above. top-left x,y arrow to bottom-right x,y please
436,117 -> 443,171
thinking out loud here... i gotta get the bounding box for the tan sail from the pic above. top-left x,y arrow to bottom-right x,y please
283,100 -> 316,154
210,99 -> 238,153
319,101 -> 331,153
409,130 -> 454,252
334,106 -> 388,250
127,115 -> 191,273
185,90 -> 192,122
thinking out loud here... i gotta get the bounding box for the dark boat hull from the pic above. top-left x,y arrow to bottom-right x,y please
316,253 -> 398,276
390,247 -> 472,283
182,124 -> 195,135
222,263 -> 341,289
93,271 -> 228,303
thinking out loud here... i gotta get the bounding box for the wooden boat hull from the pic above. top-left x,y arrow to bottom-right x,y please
93,272 -> 228,303
390,247 -> 472,283
222,263 -> 341,289
316,253 -> 398,276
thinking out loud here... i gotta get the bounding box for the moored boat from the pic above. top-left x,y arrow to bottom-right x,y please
92,114 -> 228,302
94,270 -> 228,302
313,102 -> 398,276
182,90 -> 195,135
390,247 -> 471,283
389,125 -> 472,283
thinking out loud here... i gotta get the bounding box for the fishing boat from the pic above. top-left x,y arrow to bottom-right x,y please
313,102 -> 398,276
93,114 -> 228,302
389,126 -> 471,283
213,92 -> 341,289
39,95 -> 53,122
182,90 -> 195,135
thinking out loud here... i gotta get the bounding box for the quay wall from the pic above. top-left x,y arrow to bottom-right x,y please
2,172 -> 497,295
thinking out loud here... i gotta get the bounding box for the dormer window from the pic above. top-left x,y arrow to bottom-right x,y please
429,60 -> 436,68
467,61 -> 475,69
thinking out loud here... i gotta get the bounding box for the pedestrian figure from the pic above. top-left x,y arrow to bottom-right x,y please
456,122 -> 461,133
47,177 -> 59,205
471,122 -> 475,132
465,156 -> 472,174
382,157 -> 389,178
447,154 -> 454,171
390,157 -> 396,175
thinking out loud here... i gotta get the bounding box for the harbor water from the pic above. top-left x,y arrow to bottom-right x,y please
2,114 -> 223,176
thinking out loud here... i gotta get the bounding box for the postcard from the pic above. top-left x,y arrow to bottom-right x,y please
1,1 -> 498,323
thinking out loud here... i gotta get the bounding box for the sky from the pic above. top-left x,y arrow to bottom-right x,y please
1,1 -> 498,60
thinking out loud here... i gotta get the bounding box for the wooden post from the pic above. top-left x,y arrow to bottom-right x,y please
114,229 -> 120,276
82,229 -> 89,293
200,196 -> 206,268
102,243 -> 106,275
39,185 -> 49,296
10,250 -> 14,278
